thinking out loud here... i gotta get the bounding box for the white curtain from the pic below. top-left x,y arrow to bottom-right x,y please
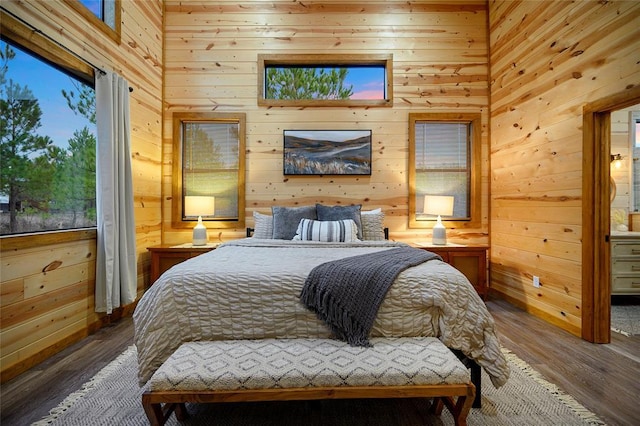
95,70 -> 137,314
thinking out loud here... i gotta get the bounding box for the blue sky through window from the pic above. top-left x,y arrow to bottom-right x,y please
80,0 -> 103,20
343,67 -> 385,99
1,40 -> 95,150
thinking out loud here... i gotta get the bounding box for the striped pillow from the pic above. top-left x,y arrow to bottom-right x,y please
293,219 -> 359,242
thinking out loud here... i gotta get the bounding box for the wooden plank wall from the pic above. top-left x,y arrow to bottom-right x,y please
162,0 -> 491,246
489,0 -> 640,335
0,0 -> 163,381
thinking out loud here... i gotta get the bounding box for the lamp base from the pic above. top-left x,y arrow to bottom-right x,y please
192,216 -> 208,246
432,216 -> 447,245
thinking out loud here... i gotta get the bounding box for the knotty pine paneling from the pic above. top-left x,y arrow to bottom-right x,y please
0,0 -> 163,381
489,0 -> 640,336
163,0 -> 491,245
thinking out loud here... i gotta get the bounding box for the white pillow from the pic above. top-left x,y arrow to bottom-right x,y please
252,211 -> 273,239
293,219 -> 359,242
361,208 -> 385,240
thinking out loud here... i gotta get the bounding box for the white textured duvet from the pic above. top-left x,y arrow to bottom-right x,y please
133,239 -> 509,387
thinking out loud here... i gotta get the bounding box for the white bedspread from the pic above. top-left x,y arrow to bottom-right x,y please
133,239 -> 509,387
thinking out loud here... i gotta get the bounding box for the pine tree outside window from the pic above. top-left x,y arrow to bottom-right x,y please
0,37 -> 96,235
258,54 -> 393,108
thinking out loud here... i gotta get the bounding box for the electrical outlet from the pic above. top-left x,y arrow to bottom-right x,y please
533,275 -> 540,288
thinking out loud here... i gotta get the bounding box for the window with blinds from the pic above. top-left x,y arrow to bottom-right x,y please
182,122 -> 240,220
414,122 -> 471,219
408,113 -> 481,228
172,113 -> 246,229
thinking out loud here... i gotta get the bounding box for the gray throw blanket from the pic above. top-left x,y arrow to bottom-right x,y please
300,247 -> 441,346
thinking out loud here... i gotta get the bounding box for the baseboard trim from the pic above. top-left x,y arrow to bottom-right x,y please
489,290 -> 581,337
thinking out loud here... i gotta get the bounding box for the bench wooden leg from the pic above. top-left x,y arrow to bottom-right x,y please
142,393 -> 186,426
429,397 -> 445,415
141,400 -> 164,426
175,402 -> 188,421
451,349 -> 482,408
427,385 -> 475,426
448,385 -> 475,426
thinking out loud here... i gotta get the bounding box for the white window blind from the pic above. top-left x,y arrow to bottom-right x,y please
414,122 -> 471,219
183,122 -> 240,220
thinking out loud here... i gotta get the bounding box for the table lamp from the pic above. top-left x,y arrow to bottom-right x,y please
184,196 -> 215,245
424,195 -> 454,245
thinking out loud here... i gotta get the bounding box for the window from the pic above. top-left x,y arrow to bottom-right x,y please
172,113 -> 246,230
409,113 -> 481,228
63,0 -> 121,44
258,54 -> 393,107
1,12 -> 97,236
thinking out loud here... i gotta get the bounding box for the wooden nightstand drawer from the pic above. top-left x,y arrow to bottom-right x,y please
147,244 -> 218,284
411,243 -> 488,299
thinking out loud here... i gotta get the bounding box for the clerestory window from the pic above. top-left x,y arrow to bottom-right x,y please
63,0 -> 121,44
258,54 -> 393,108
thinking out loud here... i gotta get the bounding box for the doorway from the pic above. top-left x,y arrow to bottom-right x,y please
610,106 -> 640,336
582,86 -> 640,343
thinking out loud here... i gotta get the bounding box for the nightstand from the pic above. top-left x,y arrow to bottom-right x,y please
147,243 -> 219,284
412,242 -> 489,299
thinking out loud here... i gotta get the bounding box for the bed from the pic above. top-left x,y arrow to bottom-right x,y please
134,205 -> 509,396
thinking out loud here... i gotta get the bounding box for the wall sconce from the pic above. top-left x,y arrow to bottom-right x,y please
184,196 -> 215,245
610,153 -> 623,169
424,195 -> 454,245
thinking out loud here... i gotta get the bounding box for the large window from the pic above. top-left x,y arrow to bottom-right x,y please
63,0 -> 121,44
258,54 -> 393,108
1,15 -> 97,236
409,113 -> 481,228
172,113 -> 246,229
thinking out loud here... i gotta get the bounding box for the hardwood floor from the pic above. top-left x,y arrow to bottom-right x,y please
1,298 -> 638,425
489,299 -> 640,426
0,318 -> 134,426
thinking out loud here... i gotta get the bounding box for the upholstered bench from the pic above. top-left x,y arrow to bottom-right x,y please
142,337 -> 475,426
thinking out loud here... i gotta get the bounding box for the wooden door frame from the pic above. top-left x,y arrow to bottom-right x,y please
582,85 -> 640,343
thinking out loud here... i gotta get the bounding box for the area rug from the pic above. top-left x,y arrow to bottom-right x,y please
33,346 -> 604,426
611,304 -> 640,336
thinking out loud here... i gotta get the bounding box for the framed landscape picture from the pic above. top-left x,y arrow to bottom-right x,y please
283,130 -> 372,175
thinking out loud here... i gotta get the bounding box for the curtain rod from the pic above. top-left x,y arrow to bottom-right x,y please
2,7 -> 133,92
96,69 -> 134,93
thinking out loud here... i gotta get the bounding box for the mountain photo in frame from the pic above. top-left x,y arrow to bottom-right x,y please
283,130 -> 372,175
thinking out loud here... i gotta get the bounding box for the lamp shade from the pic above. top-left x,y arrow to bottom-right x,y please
423,195 -> 454,217
610,153 -> 623,169
184,196 -> 215,217
423,195 -> 454,245
184,196 -> 215,246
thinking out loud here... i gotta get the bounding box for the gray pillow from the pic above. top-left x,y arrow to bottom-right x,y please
316,204 -> 362,239
272,205 -> 317,239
